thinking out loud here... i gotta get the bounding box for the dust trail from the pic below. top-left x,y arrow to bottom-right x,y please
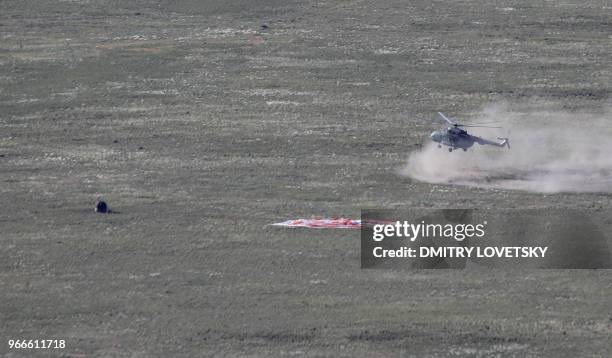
401,104 -> 612,193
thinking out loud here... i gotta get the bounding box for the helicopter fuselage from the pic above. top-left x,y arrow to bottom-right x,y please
429,112 -> 510,152
430,126 -> 475,151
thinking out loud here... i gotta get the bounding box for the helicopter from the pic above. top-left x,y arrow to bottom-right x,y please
429,112 -> 510,152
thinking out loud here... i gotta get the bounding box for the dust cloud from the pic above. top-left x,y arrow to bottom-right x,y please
401,104 -> 612,193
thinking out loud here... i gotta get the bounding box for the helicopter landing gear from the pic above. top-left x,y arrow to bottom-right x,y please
462,148 -> 467,152
448,148 -> 453,152
438,144 -> 441,149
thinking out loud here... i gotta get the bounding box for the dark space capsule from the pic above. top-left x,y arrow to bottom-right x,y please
95,200 -> 108,213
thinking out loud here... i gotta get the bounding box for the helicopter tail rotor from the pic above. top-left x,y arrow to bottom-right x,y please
497,137 -> 510,149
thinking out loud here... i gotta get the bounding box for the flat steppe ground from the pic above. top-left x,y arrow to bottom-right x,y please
1,1 -> 611,356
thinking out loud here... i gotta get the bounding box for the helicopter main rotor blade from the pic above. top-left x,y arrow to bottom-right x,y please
457,124 -> 502,128
437,112 -> 455,125
460,121 -> 500,126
